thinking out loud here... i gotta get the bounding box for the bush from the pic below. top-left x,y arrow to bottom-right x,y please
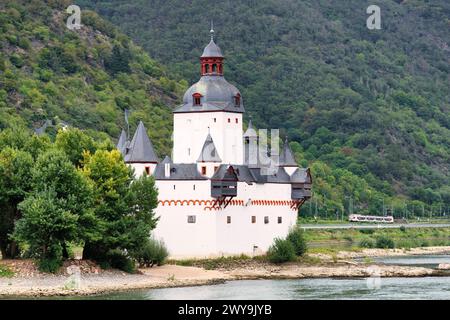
396,239 -> 414,249
286,227 -> 307,256
359,229 -> 374,235
359,237 -> 375,248
133,238 -> 169,267
106,249 -> 136,273
10,54 -> 24,68
267,238 -> 297,263
37,243 -> 63,273
400,226 -> 406,232
38,257 -> 62,273
375,236 -> 395,249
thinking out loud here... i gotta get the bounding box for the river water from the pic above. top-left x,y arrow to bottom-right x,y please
84,255 -> 450,300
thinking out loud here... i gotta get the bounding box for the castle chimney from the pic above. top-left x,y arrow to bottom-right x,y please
165,162 -> 170,178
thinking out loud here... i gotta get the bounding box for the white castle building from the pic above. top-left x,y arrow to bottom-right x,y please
117,28 -> 312,258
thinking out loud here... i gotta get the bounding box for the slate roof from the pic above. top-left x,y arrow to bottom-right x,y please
124,121 -> 159,163
161,155 -> 172,164
116,129 -> 127,153
201,39 -> 223,58
153,163 -> 207,180
197,133 -> 222,162
290,168 -> 312,183
243,120 -> 257,138
175,76 -> 244,113
279,138 -> 298,167
211,164 -> 292,184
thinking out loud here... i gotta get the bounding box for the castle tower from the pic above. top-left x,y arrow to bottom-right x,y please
172,25 -> 244,165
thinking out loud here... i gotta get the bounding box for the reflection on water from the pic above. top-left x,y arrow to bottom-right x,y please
88,277 -> 450,300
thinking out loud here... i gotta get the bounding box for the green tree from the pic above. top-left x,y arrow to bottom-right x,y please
81,150 -> 159,270
13,149 -> 95,267
14,189 -> 79,272
0,147 -> 33,258
55,128 -> 97,166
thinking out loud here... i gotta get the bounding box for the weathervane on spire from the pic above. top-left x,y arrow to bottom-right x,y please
210,20 -> 214,41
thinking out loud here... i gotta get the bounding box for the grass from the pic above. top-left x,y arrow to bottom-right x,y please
168,254 -> 253,270
168,252 -> 324,269
304,227 -> 450,250
0,265 -> 14,278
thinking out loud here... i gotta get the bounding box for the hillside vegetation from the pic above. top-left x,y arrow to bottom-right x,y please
1,0 -> 449,218
0,0 -> 186,156
80,0 -> 450,216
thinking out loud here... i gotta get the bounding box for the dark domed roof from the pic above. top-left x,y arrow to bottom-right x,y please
201,39 -> 223,58
174,76 -> 244,113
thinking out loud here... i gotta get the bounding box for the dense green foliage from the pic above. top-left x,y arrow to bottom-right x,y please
0,126 -> 159,272
81,149 -> 159,269
0,0 -> 186,158
267,238 -> 297,263
132,238 -> 169,267
375,235 -> 395,249
81,0 -> 450,217
286,227 -> 308,257
304,227 -> 450,251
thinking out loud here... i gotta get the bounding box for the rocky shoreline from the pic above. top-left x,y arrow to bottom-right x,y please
1,247 -> 450,298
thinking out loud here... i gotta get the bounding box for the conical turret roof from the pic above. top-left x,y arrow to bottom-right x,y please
116,129 -> 127,154
279,138 -> 297,167
197,133 -> 222,162
124,121 -> 159,163
243,120 -> 257,138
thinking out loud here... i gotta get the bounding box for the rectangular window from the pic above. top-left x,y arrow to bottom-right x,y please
228,118 -> 231,123
278,217 -> 282,224
173,185 -> 176,190
193,184 -> 196,190
144,166 -> 150,175
264,216 -> 269,224
235,118 -> 238,124
251,216 -> 256,224
201,166 -> 207,175
214,118 -> 217,123
188,148 -> 190,156
187,215 -> 196,224
214,166 -> 219,172
227,216 -> 231,224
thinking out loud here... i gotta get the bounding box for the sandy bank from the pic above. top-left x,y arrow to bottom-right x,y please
0,263 -> 445,298
1,247 -> 449,297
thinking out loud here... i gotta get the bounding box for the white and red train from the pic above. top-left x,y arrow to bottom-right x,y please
349,214 -> 394,223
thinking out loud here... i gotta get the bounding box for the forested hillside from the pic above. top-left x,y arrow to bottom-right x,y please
0,0 -> 186,156
79,0 -> 450,216
1,0 -> 449,218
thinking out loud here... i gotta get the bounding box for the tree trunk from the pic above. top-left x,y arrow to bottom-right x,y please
82,242 -> 95,260
62,242 -> 69,259
4,241 -> 20,259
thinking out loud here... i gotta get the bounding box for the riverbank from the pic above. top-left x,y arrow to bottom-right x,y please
1,246 -> 450,297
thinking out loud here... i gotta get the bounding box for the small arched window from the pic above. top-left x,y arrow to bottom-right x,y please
193,93 -> 202,106
205,64 -> 210,73
234,93 -> 241,107
212,64 -> 217,73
